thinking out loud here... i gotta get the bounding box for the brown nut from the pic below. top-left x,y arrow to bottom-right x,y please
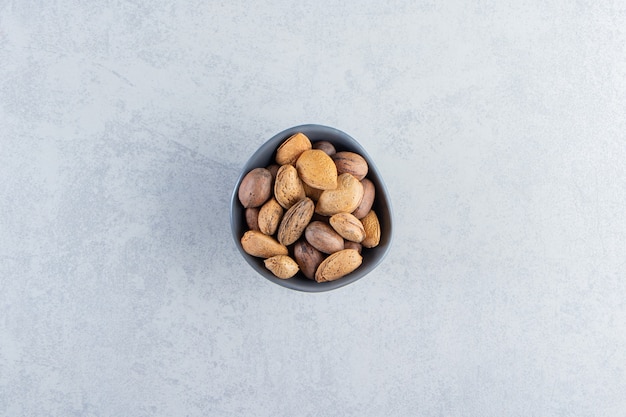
264,255 -> 299,279
304,221 -> 344,254
241,230 -> 288,258
315,173 -> 364,216
352,178 -> 375,219
329,212 -> 366,243
332,151 -> 368,181
274,164 -> 306,209
360,210 -> 381,248
315,249 -> 363,282
257,198 -> 283,236
343,240 -> 362,254
277,197 -> 315,246
245,207 -> 260,231
293,240 -> 324,280
312,141 -> 336,156
275,132 -> 312,166
296,149 -> 338,190
238,167 -> 273,208
266,164 -> 280,180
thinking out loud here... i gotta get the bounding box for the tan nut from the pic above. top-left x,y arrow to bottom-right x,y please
241,230 -> 288,258
315,249 -> 362,282
296,149 -> 338,190
315,173 -> 364,216
329,212 -> 366,243
360,210 -> 381,248
257,198 -> 283,236
275,132 -> 312,166
264,255 -> 299,279
274,164 -> 306,209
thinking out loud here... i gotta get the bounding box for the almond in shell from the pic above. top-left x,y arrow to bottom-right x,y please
241,230 -> 288,258
329,212 -> 366,243
360,210 -> 381,248
277,197 -> 315,246
315,173 -> 364,216
315,249 -> 363,282
264,255 -> 299,279
296,149 -> 338,190
257,198 -> 283,236
276,132 -> 312,166
274,164 -> 306,209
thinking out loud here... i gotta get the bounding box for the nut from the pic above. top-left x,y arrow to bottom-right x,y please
277,197 -> 315,246
276,132 -> 312,166
329,212 -> 366,243
257,198 -> 283,236
343,240 -> 362,254
312,140 -> 336,156
238,167 -> 273,208
302,182 -> 324,201
332,151 -> 368,181
315,173 -> 364,216
315,249 -> 363,282
296,149 -> 338,190
360,210 -> 381,248
245,207 -> 260,231
241,230 -> 288,258
264,255 -> 299,279
274,164 -> 306,209
304,221 -> 344,254
293,240 -> 324,280
352,178 -> 375,219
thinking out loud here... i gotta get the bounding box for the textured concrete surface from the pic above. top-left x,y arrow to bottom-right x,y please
2,1 -> 626,416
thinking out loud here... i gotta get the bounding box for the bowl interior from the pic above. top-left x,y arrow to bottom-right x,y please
230,124 -> 393,292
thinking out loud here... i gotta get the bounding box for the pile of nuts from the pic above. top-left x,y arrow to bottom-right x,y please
238,132 -> 380,282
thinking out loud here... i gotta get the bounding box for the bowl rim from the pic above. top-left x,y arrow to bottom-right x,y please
230,124 -> 394,292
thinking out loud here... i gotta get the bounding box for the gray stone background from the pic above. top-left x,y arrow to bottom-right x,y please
2,1 -> 626,416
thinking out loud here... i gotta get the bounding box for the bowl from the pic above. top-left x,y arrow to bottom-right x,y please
230,124 -> 393,292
